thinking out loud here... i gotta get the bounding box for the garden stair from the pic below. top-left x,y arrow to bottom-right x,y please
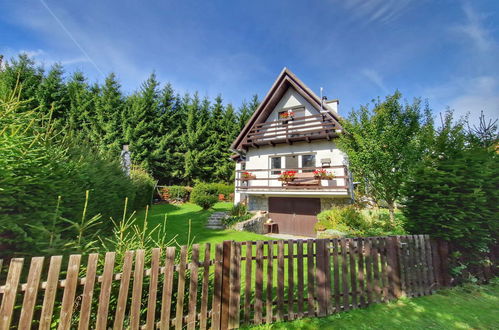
205,212 -> 227,230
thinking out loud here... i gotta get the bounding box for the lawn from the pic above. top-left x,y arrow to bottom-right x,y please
136,202 -> 268,246
245,280 -> 499,330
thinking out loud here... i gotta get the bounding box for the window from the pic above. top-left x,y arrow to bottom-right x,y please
301,154 -> 316,172
270,157 -> 282,175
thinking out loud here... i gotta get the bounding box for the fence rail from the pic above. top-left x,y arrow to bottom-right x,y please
0,235 -> 450,329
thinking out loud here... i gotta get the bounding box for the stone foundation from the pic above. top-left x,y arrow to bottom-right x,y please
248,195 -> 268,212
231,212 -> 268,234
320,197 -> 351,211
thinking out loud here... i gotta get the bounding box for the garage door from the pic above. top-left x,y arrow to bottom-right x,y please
268,197 -> 321,237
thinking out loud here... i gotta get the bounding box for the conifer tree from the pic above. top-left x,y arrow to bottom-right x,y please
124,73 -> 160,171
36,63 -> 69,122
66,71 -> 95,136
94,73 -> 125,154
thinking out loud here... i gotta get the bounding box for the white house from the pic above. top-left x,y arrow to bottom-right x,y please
231,68 -> 353,237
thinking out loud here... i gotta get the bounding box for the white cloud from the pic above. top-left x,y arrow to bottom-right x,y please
335,0 -> 415,24
361,69 -> 388,93
454,2 -> 496,52
424,76 -> 499,124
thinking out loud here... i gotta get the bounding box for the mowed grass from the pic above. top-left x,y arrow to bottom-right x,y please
246,280 -> 499,330
135,202 -> 268,246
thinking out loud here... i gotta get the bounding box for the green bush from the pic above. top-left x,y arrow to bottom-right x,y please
130,167 -> 156,209
223,214 -> 253,227
166,185 -> 190,201
191,194 -> 218,210
0,89 -> 156,257
229,202 -> 248,217
315,206 -> 406,237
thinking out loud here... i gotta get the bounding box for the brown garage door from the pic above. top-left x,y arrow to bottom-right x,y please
268,197 -> 320,237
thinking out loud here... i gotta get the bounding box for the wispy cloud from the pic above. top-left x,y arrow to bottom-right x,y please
361,69 -> 388,93
336,0 -> 415,24
454,2 -> 496,52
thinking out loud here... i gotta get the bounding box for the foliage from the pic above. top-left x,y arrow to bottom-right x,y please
191,194 -> 218,210
278,170 -> 297,182
223,214 -> 253,227
315,206 -> 406,237
338,92 -> 431,224
229,203 -> 248,217
129,167 -> 156,209
0,79 -> 153,257
0,54 -> 259,187
403,111 -> 498,282
165,185 -> 190,202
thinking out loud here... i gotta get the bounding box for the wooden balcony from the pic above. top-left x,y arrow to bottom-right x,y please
235,165 -> 350,193
242,114 -> 339,148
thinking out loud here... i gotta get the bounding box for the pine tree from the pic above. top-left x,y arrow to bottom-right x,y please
94,73 -> 125,154
36,63 -> 69,122
66,71 -> 95,137
124,73 -> 160,171
0,54 -> 43,109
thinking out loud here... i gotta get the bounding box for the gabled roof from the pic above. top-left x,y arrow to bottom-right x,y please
231,67 -> 343,152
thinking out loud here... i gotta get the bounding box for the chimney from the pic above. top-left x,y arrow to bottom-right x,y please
326,99 -> 339,114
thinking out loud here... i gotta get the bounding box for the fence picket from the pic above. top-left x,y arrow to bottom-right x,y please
175,246 -> 188,329
424,235 -> 436,293
332,239 -> 340,313
307,239 -> 315,316
212,243 -> 223,330
229,242 -> 241,329
364,238 -> 373,305
146,248 -> 161,330
0,258 -> 24,329
254,241 -> 264,325
277,240 -> 285,321
266,241 -> 274,323
379,238 -> 389,301
372,238 -> 381,303
18,257 -> 44,329
244,242 -> 252,323
78,253 -> 98,330
187,245 -> 200,330
58,255 -> 81,330
340,239 -> 350,311
357,238 -> 366,308
113,251 -> 134,330
96,252 -> 116,330
287,240 -> 295,320
199,243 -> 211,330
297,240 -> 304,318
39,256 -> 62,330
130,250 -> 145,330
348,239 -> 358,309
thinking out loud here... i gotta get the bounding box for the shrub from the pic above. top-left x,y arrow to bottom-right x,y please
166,185 -> 190,202
229,203 -> 248,217
223,214 -> 253,227
191,194 -> 218,210
315,205 -> 406,237
130,167 -> 156,209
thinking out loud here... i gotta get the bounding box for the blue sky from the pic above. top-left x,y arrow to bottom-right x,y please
1,0 -> 498,122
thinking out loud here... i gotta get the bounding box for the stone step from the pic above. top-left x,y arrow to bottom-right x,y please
206,225 -> 225,230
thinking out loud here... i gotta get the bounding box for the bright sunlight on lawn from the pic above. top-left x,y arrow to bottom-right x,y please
246,280 -> 499,330
136,202 -> 268,246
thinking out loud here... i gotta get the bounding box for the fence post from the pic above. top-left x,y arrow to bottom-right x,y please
220,240 -> 232,329
438,240 -> 451,287
386,237 -> 401,299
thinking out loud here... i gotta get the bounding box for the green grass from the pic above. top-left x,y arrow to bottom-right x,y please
136,202 -> 268,246
246,281 -> 499,330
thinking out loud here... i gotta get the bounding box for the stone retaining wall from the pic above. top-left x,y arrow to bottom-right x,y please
231,211 -> 268,234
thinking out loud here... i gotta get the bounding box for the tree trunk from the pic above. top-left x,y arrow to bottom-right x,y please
387,201 -> 396,226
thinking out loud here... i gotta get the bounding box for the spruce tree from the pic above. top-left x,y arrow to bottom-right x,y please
36,63 -> 69,122
94,73 -> 125,154
124,73 -> 160,171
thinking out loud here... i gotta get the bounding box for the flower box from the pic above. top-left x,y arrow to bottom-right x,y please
241,172 -> 256,180
278,170 -> 297,182
313,169 -> 335,180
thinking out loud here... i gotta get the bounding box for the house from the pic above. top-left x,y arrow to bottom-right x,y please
231,68 -> 353,237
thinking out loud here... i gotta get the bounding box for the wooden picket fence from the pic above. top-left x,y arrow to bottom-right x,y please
0,235 -> 449,329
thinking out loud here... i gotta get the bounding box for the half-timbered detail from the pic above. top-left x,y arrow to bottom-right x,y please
231,68 -> 354,237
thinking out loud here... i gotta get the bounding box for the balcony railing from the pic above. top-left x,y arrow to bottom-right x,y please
242,114 -> 338,148
235,165 -> 350,192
